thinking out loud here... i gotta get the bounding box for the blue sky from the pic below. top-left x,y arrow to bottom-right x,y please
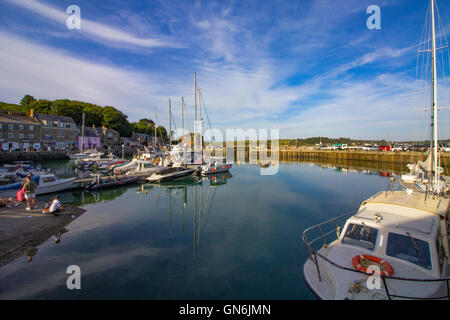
0,0 -> 449,140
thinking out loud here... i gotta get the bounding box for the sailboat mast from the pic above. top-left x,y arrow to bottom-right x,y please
198,87 -> 202,122
81,113 -> 85,153
181,97 -> 185,138
194,72 -> 197,123
430,0 -> 439,192
169,98 -> 172,151
154,107 -> 157,148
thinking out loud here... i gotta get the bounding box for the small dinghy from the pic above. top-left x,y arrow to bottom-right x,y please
201,162 -> 232,175
147,167 -> 195,183
86,175 -> 141,191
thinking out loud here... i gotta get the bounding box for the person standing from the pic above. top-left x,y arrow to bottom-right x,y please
23,175 -> 37,211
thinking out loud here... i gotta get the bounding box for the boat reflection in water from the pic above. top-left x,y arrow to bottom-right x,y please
136,173 -> 232,259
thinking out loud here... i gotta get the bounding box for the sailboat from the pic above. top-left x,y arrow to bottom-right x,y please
69,113 -> 97,160
302,0 -> 449,300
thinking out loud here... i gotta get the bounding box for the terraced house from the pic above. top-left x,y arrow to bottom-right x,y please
32,111 -> 79,150
0,112 -> 41,151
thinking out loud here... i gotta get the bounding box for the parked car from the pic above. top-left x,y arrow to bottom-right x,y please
361,145 -> 378,151
391,145 -> 405,152
378,145 -> 391,151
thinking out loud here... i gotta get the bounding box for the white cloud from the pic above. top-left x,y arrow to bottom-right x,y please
5,0 -> 179,49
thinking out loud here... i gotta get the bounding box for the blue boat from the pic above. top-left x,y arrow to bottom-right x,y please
0,175 -> 40,192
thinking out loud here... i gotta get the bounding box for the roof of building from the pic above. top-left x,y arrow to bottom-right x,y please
82,127 -> 101,137
34,113 -> 77,125
0,113 -> 40,125
102,127 -> 120,135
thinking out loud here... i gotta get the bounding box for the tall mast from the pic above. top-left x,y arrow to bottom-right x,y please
198,87 -> 202,122
154,107 -> 157,148
169,98 -> 172,151
194,72 -> 197,123
430,0 -> 439,192
80,113 -> 85,153
181,97 -> 185,138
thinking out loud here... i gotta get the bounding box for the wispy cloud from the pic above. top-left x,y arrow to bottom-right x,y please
5,0 -> 180,49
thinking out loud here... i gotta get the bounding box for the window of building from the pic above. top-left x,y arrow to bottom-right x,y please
386,232 -> 432,270
8,124 -> 14,130
18,133 -> 24,139
342,223 -> 378,250
8,133 -> 14,139
19,124 -> 24,130
29,134 -> 34,139
29,125 -> 34,131
0,123 -> 2,129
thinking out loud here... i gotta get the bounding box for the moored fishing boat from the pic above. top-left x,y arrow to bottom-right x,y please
302,0 -> 450,300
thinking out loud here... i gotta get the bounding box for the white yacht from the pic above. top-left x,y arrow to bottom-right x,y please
302,0 -> 449,300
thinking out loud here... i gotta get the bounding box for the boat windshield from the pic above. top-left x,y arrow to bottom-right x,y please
342,223 -> 378,250
386,232 -> 432,270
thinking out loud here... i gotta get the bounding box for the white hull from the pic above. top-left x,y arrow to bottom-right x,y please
0,177 -> 75,198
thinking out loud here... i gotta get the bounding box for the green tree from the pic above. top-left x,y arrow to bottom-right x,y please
28,99 -> 53,114
135,118 -> 155,134
20,94 -> 36,107
50,100 -> 83,124
82,104 -> 103,127
102,106 -> 132,137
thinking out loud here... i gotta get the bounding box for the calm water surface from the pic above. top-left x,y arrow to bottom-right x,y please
0,162 -> 394,299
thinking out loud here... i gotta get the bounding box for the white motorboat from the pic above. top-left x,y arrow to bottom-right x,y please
302,190 -> 449,300
302,0 -> 450,300
125,160 -> 165,177
0,173 -> 75,198
147,167 -> 195,183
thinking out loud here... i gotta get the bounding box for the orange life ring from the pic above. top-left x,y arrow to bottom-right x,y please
352,254 -> 394,276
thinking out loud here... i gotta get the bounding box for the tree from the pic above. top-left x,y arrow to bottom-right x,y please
20,94 -> 36,107
82,104 -> 103,127
135,118 -> 155,134
50,100 -> 83,124
156,126 -> 168,143
102,106 -> 133,137
28,99 -> 53,114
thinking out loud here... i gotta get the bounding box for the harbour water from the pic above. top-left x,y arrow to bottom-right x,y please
0,161 -> 397,299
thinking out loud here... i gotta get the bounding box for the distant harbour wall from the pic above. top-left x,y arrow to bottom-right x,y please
0,151 -> 69,163
225,148 -> 450,166
277,150 -> 432,164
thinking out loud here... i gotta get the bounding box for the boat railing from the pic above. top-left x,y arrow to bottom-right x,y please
302,213 -> 450,300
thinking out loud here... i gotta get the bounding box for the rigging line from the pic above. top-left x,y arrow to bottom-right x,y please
203,186 -> 218,233
198,90 -> 214,133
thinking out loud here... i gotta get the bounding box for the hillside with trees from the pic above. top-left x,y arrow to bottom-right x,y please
0,95 -> 168,140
